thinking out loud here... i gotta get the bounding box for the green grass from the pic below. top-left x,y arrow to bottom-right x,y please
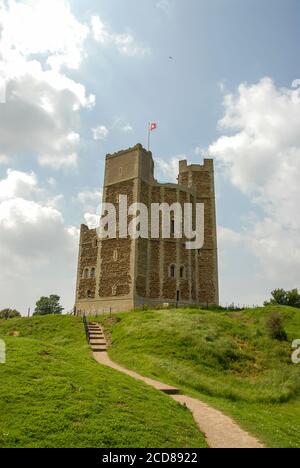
0,315 -> 206,448
97,305 -> 300,448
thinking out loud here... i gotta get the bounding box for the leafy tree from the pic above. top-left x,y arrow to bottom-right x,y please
34,295 -> 64,316
0,309 -> 21,320
286,289 -> 300,308
264,288 -> 300,308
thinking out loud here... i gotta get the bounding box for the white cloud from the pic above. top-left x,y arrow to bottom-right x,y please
76,190 -> 102,205
292,79 -> 300,90
75,190 -> 102,229
0,0 -> 95,169
217,225 -> 268,306
0,170 -> 78,313
44,194 -> 64,209
121,124 -> 134,133
0,0 -> 89,71
155,155 -> 187,182
92,125 -> 109,141
91,15 -> 150,57
91,16 -> 109,44
209,77 -> 300,289
112,118 -> 134,133
0,169 -> 37,201
84,213 -> 100,230
113,34 -> 149,57
38,153 -> 78,170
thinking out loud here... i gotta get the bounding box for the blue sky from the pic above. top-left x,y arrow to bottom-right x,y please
0,0 -> 299,312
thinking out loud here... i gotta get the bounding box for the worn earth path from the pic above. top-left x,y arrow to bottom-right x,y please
88,322 -> 265,449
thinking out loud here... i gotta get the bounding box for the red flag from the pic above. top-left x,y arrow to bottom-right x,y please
150,122 -> 157,131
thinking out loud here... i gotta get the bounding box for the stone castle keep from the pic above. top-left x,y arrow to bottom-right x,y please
75,144 -> 219,314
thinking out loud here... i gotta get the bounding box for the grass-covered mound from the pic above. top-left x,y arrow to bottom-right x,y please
0,315 -> 206,448
98,306 -> 300,448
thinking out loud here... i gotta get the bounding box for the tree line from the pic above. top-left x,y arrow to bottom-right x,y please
1,289 -> 300,320
0,295 -> 64,319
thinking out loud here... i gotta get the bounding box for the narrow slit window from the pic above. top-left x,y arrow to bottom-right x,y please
83,268 -> 89,279
90,268 -> 96,279
171,219 -> 175,236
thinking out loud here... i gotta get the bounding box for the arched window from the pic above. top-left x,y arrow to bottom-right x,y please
170,265 -> 176,278
180,266 -> 185,279
113,250 -> 118,262
112,285 -> 117,296
93,238 -> 98,248
87,290 -> 93,298
83,268 -> 89,279
90,268 -> 96,279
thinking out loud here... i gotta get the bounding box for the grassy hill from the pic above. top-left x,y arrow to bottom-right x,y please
97,305 -> 300,448
0,315 -> 206,448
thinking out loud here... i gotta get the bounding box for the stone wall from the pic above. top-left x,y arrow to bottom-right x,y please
75,146 -> 219,314
149,240 -> 161,299
78,226 -> 98,300
178,160 -> 219,305
136,238 -> 148,297
162,241 -> 177,300
98,238 -> 132,297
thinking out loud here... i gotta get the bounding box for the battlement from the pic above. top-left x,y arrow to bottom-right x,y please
104,143 -> 155,186
106,143 -> 152,160
179,159 -> 214,173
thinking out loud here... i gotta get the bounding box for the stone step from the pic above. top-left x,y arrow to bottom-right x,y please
92,347 -> 107,352
161,387 -> 180,395
90,341 -> 106,346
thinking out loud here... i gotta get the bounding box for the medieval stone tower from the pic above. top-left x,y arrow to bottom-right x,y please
75,144 -> 219,314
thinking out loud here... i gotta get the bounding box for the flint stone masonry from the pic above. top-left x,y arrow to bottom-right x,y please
75,144 -> 219,315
